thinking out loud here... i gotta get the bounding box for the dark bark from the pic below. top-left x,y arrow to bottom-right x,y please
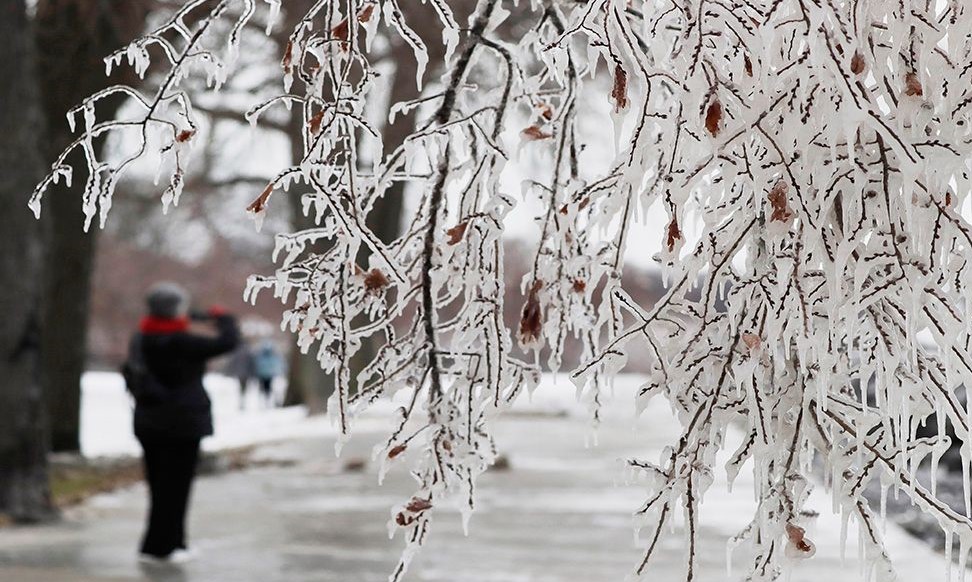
34,0 -> 147,452
282,108 -> 335,412
0,0 -> 55,523
279,10 -> 442,412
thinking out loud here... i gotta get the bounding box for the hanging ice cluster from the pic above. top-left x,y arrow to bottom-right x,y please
32,0 -> 972,580
29,0 -> 268,229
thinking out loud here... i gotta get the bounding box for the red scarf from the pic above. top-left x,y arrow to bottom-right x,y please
140,316 -> 189,335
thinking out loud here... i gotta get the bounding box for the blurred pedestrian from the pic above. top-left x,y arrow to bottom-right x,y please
251,340 -> 284,408
125,282 -> 239,563
224,340 -> 254,411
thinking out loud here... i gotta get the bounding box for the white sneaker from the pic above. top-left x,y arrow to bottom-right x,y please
138,553 -> 170,565
138,548 -> 196,565
168,548 -> 197,563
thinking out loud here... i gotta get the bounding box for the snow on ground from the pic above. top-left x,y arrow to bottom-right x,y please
72,372 -> 951,580
81,372 -> 334,458
79,371 -> 579,458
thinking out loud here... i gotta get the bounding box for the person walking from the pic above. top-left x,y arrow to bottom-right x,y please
224,340 -> 254,411
126,282 -> 239,563
251,340 -> 284,408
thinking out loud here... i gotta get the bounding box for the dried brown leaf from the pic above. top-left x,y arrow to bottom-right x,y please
446,221 -> 468,245
850,51 -> 866,75
521,125 -> 553,141
282,40 -> 293,73
538,102 -> 554,121
905,72 -> 923,97
518,280 -> 544,347
666,217 -> 681,252
363,268 -> 389,294
246,184 -> 274,214
768,179 -> 793,223
742,333 -> 761,351
705,98 -> 723,137
612,64 -> 629,111
358,4 -> 375,22
175,129 -> 195,143
387,444 -> 407,459
332,18 -> 349,41
785,523 -> 815,555
309,110 -> 325,136
406,497 -> 433,513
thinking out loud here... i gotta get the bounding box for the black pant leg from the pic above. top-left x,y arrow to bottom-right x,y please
259,378 -> 272,406
139,438 -> 201,556
169,439 -> 201,550
139,437 -> 178,557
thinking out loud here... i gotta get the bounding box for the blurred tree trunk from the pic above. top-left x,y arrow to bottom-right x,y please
279,5 -> 446,412
34,0 -> 147,452
278,0 -> 336,411
282,109 -> 334,412
0,0 -> 55,523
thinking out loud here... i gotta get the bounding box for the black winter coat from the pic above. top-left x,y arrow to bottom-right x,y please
133,314 -> 240,441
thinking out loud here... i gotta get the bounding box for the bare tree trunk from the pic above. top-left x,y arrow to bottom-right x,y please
33,0 -> 147,452
0,0 -> 55,523
278,2 -> 451,411
282,107 -> 335,412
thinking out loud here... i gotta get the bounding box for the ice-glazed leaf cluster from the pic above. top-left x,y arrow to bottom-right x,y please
32,0 -> 972,580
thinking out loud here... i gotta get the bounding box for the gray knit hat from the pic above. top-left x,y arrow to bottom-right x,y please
146,282 -> 189,319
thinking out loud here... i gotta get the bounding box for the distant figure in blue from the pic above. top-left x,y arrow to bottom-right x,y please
251,340 -> 284,408
224,341 -> 254,411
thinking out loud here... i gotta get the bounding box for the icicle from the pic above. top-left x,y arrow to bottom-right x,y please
960,537 -> 969,582
947,528 -> 954,582
840,508 -> 849,563
265,0 -> 280,34
879,482 -> 887,532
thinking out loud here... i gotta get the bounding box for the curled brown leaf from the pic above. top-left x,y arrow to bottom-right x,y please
537,101 -> 554,121
666,216 -> 681,252
612,64 -> 629,111
518,280 -> 544,347
785,523 -> 815,557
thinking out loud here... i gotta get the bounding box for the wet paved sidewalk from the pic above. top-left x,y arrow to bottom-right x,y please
0,383 -> 952,582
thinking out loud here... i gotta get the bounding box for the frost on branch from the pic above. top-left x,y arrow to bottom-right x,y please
29,0 -> 276,229
32,0 -> 972,580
